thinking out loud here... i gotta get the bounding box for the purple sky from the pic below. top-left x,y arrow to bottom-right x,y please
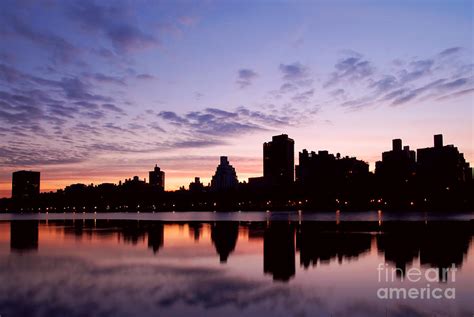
0,0 -> 473,197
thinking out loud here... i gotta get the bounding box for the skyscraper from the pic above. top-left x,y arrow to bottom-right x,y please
263,134 -> 295,187
149,165 -> 165,190
12,170 -> 40,200
210,156 -> 238,191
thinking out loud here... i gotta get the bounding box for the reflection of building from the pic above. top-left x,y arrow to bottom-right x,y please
120,222 -> 146,245
147,224 -> 164,254
211,222 -> 239,263
417,134 -> 472,191
296,223 -> 371,268
12,170 -> 40,200
211,156 -> 238,191
263,222 -> 295,281
376,223 -> 421,278
188,223 -> 203,241
377,221 -> 472,280
10,221 -> 39,252
263,134 -> 294,187
149,165 -> 165,190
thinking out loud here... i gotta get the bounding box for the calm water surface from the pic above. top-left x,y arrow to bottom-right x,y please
0,211 -> 473,317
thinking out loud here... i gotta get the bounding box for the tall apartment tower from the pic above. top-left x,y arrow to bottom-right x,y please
149,165 -> 165,191
12,171 -> 40,200
263,134 -> 295,187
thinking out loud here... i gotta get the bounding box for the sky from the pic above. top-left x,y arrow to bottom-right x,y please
0,0 -> 473,197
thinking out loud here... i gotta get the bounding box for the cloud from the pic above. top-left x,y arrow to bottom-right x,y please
438,47 -> 463,57
85,73 -> 126,86
136,73 -> 156,80
291,89 -> 314,104
279,83 -> 297,93
107,25 -> 158,52
398,59 -> 434,83
101,103 -> 126,114
0,13 -> 80,64
435,87 -> 474,101
386,77 -> 472,106
329,47 -> 474,110
158,111 -> 189,125
236,68 -> 258,88
170,139 -> 227,148
330,89 -> 346,98
325,53 -> 374,87
47,103 -> 79,119
279,62 -> 309,81
157,106 -> 303,138
66,1 -> 159,53
0,145 -> 88,166
59,77 -> 113,102
368,75 -> 399,93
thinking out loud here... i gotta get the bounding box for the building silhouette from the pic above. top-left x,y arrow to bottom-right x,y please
376,139 -> 416,179
12,170 -> 40,200
417,134 -> 472,191
189,177 -> 205,192
375,139 -> 416,204
1,133 -> 472,212
210,156 -> 238,191
263,134 -> 295,187
296,150 -> 369,188
123,176 -> 147,189
149,165 -> 165,190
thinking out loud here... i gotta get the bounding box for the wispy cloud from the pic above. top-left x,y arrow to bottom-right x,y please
66,1 -> 159,53
327,47 -> 473,110
0,12 -> 81,64
157,105 -> 308,138
279,62 -> 309,81
236,68 -> 258,88
324,52 -> 374,87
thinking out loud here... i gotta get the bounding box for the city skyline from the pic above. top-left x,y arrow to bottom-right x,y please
1,0 -> 473,197
4,133 -> 471,213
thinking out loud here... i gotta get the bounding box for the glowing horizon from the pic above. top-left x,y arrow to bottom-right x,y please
0,1 -> 472,198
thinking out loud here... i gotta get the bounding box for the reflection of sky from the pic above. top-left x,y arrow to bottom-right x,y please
0,1 -> 473,196
0,221 -> 473,316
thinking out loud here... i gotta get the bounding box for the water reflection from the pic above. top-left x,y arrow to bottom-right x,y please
5,219 -> 473,279
296,222 -> 372,268
211,222 -> 239,263
10,220 -> 38,252
1,218 -> 473,317
147,224 -> 164,254
378,222 -> 472,280
264,222 -> 295,281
